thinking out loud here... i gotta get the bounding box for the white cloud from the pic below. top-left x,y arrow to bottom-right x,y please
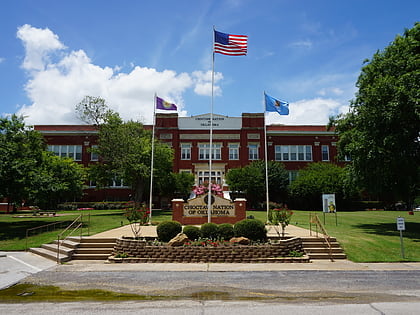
17,24 -> 66,71
266,98 -> 349,125
15,25 -> 219,125
0,57 -> 5,63
192,70 -> 223,96
289,39 -> 313,49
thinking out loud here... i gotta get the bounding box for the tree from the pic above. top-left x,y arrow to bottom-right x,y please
89,112 -> 174,203
225,160 -> 289,208
289,162 -> 354,210
0,115 -> 85,209
0,115 -> 45,208
76,96 -> 114,125
29,152 -> 86,209
331,23 -> 420,208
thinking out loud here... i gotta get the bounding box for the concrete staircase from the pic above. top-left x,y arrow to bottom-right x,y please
301,237 -> 347,260
30,237 -> 117,262
30,238 -> 80,263
69,237 -> 116,260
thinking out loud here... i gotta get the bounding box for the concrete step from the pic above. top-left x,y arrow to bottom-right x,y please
308,252 -> 347,260
52,239 -> 80,249
75,248 -> 113,255
71,253 -> 111,260
68,237 -> 117,244
41,243 -> 75,255
302,242 -> 342,248
301,237 -> 338,242
304,247 -> 345,254
29,247 -> 70,263
77,242 -> 116,248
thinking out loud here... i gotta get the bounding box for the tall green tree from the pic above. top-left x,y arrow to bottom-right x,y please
0,115 -> 45,207
331,23 -> 420,208
0,115 -> 85,209
289,162 -> 355,210
226,160 -> 289,208
29,152 -> 86,209
89,112 -> 174,203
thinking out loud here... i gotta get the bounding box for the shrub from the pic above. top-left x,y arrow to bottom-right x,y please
217,223 -> 234,240
200,222 -> 219,239
183,225 -> 201,241
233,219 -> 267,241
156,221 -> 182,242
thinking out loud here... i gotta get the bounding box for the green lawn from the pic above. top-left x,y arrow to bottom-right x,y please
1,209 -> 419,262
249,210 -> 420,262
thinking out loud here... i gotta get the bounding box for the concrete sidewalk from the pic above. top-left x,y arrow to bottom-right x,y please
93,224 -> 314,239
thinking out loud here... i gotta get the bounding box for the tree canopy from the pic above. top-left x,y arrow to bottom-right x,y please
0,115 -> 85,208
332,23 -> 420,207
225,160 -> 289,208
88,111 -> 174,203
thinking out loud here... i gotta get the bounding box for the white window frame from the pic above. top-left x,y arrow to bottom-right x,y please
198,143 -> 221,160
90,145 -> 99,161
180,143 -> 191,160
48,145 -> 82,161
248,143 -> 259,160
275,145 -> 312,161
228,143 -> 239,160
322,145 -> 330,161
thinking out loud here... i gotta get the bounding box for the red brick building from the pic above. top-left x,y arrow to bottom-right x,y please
35,112 -> 341,202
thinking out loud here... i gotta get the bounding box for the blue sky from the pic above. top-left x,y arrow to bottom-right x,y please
0,0 -> 418,126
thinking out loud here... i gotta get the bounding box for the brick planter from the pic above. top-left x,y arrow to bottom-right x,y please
109,237 -> 309,263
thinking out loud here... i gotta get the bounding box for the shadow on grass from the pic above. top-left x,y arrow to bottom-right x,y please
353,222 -> 420,241
0,220 -> 73,241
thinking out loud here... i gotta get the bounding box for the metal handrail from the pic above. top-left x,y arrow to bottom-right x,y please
25,220 -> 68,251
56,214 -> 90,264
309,213 -> 333,261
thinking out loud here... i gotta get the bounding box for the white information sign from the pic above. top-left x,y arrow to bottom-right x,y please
322,194 -> 336,213
397,217 -> 405,231
178,114 -> 242,130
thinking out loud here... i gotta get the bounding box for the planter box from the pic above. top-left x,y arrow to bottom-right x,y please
109,237 -> 309,263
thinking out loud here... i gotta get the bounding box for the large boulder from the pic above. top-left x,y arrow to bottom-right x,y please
168,233 -> 190,246
229,237 -> 250,245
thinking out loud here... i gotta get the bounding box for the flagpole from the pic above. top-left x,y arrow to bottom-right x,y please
208,28 -> 215,223
264,92 -> 270,223
149,93 -> 156,224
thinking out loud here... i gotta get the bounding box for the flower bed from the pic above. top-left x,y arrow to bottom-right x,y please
108,237 -> 309,263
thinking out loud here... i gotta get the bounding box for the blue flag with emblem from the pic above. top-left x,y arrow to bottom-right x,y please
264,92 -> 289,115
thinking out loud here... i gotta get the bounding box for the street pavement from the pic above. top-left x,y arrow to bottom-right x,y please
1,224 -> 420,313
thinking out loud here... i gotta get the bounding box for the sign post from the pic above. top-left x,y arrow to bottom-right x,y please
396,216 -> 405,259
322,194 -> 337,226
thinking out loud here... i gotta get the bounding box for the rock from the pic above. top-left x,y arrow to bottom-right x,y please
168,233 -> 190,246
229,237 -> 250,245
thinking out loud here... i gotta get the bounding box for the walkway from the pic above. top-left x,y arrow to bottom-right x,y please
93,224 -> 314,239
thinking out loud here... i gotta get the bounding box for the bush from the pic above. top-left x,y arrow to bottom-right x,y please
183,225 -> 201,241
200,222 -> 219,239
234,219 -> 267,241
156,221 -> 182,242
217,223 -> 234,240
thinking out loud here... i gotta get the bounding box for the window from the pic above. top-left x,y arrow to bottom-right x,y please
228,143 -> 239,160
47,145 -> 82,161
288,171 -> 299,184
198,143 -> 221,160
248,144 -> 259,160
198,171 -> 222,185
90,145 -> 99,161
181,143 -> 191,160
322,145 -> 329,161
109,175 -> 126,187
275,145 -> 312,161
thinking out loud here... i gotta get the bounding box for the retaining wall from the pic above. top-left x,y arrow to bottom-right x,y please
109,237 -> 309,263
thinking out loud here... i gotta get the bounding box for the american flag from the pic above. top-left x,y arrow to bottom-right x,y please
214,30 -> 247,56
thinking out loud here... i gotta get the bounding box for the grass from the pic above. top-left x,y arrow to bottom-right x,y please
248,210 -> 420,262
0,209 -> 173,251
1,208 -> 419,262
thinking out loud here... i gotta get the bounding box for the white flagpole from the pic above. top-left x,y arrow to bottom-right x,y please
264,92 -> 270,223
208,28 -> 215,223
149,93 -> 157,224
